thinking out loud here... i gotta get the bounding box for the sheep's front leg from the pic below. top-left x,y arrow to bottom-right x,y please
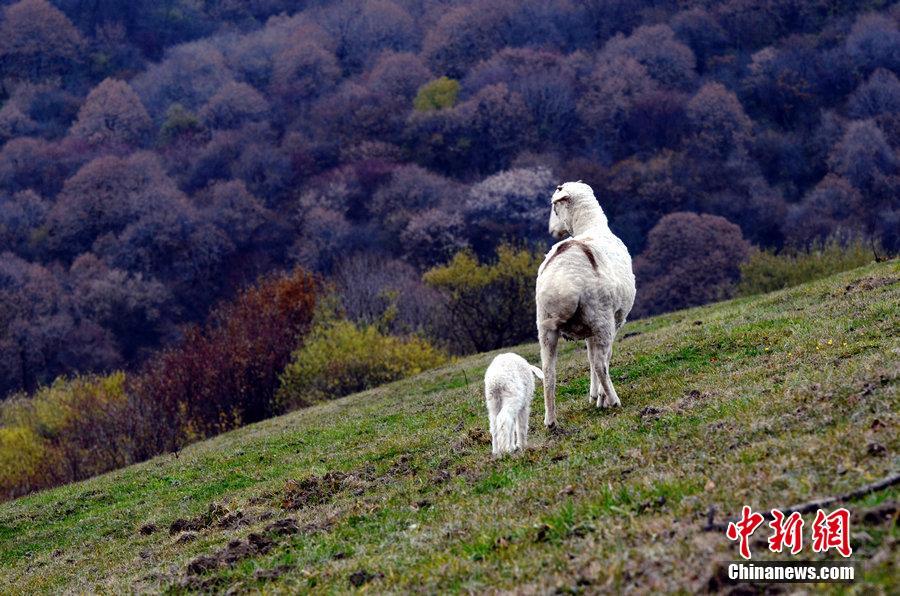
540,328 -> 560,427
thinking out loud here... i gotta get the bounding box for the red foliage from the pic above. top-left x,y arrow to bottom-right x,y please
131,269 -> 318,451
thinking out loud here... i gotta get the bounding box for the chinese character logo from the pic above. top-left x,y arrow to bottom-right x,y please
725,506 -> 852,559
811,508 -> 852,557
768,509 -> 804,554
726,505 -> 765,560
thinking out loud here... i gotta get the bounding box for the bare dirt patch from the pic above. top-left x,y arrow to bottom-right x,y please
843,276 -> 899,294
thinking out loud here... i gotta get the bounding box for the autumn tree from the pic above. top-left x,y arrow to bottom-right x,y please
602,24 -> 697,89
577,56 -> 658,155
368,51 -> 432,100
70,78 -> 152,146
47,152 -> 186,258
633,212 -> 751,317
783,175 -> 864,245
463,166 -> 555,255
685,82 -> 752,159
132,268 -> 318,447
0,0 -> 84,81
199,81 -> 270,130
827,120 -> 896,191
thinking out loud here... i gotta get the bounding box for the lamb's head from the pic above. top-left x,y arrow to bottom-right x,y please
548,181 -> 600,238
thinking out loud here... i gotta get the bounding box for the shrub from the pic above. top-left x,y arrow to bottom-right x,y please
423,244 -> 543,353
0,372 -> 135,501
132,268 -> 317,450
0,425 -> 46,500
736,238 -> 875,296
277,318 -> 447,410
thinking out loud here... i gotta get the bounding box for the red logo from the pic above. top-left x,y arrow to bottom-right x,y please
725,506 -> 852,559
768,509 -> 804,554
726,505 -> 765,560
811,508 -> 852,557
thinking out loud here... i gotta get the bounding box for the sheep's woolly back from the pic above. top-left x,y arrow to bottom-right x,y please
484,353 -> 542,401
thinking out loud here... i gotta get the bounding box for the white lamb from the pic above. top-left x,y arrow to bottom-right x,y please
484,353 -> 544,455
535,181 -> 636,428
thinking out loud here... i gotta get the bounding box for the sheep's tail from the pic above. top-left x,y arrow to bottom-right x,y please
530,365 -> 544,381
495,407 -> 517,453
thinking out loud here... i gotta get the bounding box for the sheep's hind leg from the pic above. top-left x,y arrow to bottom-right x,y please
586,339 -> 606,407
539,327 -> 560,427
588,334 -> 620,409
601,340 -> 620,407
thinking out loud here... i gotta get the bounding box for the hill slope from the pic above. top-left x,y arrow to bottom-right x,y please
1,263 -> 898,593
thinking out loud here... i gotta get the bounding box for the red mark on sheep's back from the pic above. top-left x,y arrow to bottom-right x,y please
544,240 -> 598,272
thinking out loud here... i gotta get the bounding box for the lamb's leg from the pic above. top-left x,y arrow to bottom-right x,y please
487,398 -> 501,455
539,327 -> 560,427
517,406 -> 530,450
488,409 -> 498,455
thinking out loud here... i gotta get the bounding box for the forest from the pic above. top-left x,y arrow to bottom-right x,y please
0,0 -> 898,496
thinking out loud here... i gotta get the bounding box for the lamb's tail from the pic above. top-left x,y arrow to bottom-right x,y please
530,365 -> 544,381
495,407 -> 517,453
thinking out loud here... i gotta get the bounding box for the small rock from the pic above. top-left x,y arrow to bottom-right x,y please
349,570 -> 381,587
867,442 -> 887,457
558,485 -> 575,496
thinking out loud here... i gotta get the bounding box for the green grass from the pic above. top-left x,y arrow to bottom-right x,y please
1,262 -> 898,593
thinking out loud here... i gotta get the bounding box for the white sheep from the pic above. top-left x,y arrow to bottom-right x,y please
484,352 -> 544,454
535,181 -> 636,428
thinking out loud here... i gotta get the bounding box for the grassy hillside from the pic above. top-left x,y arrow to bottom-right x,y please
1,263 -> 897,593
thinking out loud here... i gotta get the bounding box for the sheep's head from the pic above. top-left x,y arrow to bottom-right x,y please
549,181 -> 595,239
